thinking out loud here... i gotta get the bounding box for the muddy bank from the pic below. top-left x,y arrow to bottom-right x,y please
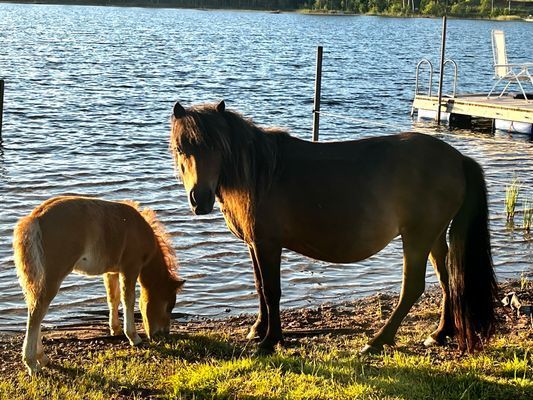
1,280 -> 531,378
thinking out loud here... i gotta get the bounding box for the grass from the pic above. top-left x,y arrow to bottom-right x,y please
2,281 -> 531,399
495,15 -> 525,21
505,177 -> 520,222
521,272 -> 531,290
1,329 -> 531,399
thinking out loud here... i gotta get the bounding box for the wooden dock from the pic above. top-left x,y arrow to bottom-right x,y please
413,93 -> 533,126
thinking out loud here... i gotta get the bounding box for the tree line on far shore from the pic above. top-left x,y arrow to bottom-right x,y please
4,0 -> 533,17
309,0 -> 533,17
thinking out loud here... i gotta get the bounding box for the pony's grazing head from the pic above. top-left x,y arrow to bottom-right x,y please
136,205 -> 185,338
140,276 -> 183,338
170,100 -> 229,215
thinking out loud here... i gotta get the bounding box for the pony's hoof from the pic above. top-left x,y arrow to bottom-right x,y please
110,327 -> 123,336
246,327 -> 266,341
25,363 -> 42,377
254,345 -> 275,356
424,333 -> 450,347
128,334 -> 142,346
360,344 -> 382,355
37,353 -> 49,367
423,336 -> 439,347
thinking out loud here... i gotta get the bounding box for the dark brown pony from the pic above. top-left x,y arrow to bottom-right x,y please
170,101 -> 497,354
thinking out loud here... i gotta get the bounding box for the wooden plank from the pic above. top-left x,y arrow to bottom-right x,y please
413,96 -> 446,111
447,99 -> 533,123
413,95 -> 533,123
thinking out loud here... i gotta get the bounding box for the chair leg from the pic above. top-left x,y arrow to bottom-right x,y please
517,81 -> 527,101
499,80 -> 512,97
488,77 -> 504,98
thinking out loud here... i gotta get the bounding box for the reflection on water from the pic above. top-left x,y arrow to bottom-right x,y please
0,4 -> 531,332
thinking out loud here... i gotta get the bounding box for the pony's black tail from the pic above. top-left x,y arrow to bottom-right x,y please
448,156 -> 498,353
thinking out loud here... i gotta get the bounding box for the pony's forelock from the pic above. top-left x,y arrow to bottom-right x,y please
171,104 -> 231,153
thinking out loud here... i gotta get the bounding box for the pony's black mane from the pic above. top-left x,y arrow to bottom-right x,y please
171,103 -> 290,198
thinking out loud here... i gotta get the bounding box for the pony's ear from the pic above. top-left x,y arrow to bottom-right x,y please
216,100 -> 225,113
173,102 -> 186,118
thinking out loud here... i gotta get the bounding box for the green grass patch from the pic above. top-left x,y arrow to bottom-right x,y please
2,330 -> 531,399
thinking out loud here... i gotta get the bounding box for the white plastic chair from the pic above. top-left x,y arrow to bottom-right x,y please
487,30 -> 533,100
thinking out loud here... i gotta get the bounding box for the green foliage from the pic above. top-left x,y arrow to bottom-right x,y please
368,0 -> 389,13
479,0 -> 492,15
421,0 -> 447,16
305,0 -> 530,17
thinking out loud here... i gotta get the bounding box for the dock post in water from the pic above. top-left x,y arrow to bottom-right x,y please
0,79 -> 4,140
312,46 -> 323,141
436,16 -> 447,125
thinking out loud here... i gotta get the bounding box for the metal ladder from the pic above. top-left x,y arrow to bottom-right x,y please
411,58 -> 458,117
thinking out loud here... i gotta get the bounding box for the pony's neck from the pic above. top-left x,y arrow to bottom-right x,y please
139,250 -> 172,290
215,121 -> 285,243
216,186 -> 253,242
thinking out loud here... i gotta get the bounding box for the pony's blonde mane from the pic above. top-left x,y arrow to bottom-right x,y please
121,201 -> 179,278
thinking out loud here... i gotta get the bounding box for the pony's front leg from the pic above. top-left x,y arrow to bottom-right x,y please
252,241 -> 283,353
246,246 -> 268,341
104,273 -> 122,336
119,273 -> 142,346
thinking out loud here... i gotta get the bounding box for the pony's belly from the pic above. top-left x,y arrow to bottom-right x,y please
286,242 -> 388,264
284,226 -> 398,264
73,253 -> 117,276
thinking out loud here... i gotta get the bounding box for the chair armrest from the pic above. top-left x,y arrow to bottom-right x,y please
495,63 -> 533,68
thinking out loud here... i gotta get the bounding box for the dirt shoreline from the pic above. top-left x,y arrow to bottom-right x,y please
1,280 -> 531,378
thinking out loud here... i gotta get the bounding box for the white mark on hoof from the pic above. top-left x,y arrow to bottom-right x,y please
360,344 -> 380,355
128,334 -> 142,346
423,336 -> 438,347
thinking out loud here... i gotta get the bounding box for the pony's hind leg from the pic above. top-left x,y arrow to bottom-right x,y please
119,272 -> 142,346
23,280 -> 59,375
104,273 -> 122,336
424,231 -> 455,347
362,234 -> 430,354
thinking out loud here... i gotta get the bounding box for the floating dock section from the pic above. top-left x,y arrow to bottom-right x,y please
413,93 -> 533,134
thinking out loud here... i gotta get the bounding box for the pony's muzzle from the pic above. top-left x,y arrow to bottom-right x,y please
189,188 -> 215,215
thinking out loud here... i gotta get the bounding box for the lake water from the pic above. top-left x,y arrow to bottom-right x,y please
0,4 -> 532,332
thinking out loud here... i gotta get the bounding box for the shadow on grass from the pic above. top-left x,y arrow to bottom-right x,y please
166,344 -> 531,400
44,363 -> 165,399
146,331 -> 248,362
371,362 -> 530,400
